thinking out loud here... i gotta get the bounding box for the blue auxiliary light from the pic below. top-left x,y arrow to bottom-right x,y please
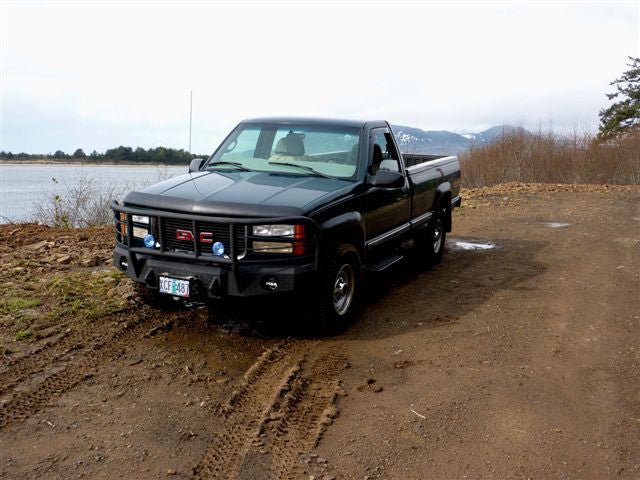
143,234 -> 156,248
212,241 -> 225,256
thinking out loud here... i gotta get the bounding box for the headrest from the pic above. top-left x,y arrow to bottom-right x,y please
274,132 -> 305,156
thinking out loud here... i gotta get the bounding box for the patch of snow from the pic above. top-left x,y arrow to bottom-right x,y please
542,222 -> 571,228
451,240 -> 496,251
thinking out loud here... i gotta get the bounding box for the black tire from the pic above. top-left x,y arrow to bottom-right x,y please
315,244 -> 361,335
415,206 -> 447,267
207,299 -> 230,325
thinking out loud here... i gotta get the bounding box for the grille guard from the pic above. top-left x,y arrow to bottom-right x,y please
111,200 -> 319,279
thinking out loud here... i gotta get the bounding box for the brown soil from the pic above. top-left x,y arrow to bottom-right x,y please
0,183 -> 638,479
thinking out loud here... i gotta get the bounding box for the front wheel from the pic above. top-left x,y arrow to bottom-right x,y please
316,244 -> 361,335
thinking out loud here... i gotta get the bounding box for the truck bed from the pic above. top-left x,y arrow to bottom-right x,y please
403,154 -> 461,221
402,153 -> 449,168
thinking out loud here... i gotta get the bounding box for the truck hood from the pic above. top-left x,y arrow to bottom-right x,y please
123,170 -> 357,218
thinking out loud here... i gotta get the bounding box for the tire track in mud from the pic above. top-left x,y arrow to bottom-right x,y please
0,307 -> 137,397
0,309 -> 173,429
193,344 -> 348,480
243,347 -> 348,479
193,342 -> 305,480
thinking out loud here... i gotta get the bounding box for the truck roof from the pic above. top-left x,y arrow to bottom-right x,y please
241,117 -> 379,129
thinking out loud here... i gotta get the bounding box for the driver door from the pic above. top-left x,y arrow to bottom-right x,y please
363,128 -> 411,247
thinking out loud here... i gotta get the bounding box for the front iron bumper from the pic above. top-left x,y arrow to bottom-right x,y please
111,200 -> 318,299
113,244 -> 316,298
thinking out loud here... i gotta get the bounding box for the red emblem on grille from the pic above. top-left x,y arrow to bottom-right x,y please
175,229 -> 194,241
199,232 -> 214,244
175,229 -> 213,243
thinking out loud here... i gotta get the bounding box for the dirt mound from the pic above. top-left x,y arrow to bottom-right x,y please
462,181 -> 638,201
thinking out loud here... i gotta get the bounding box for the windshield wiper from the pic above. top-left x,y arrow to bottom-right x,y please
205,161 -> 252,172
268,161 -> 332,179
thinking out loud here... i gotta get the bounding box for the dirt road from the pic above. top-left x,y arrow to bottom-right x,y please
1,184 -> 638,479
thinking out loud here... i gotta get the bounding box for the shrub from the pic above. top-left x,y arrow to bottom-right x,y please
30,167 -> 174,228
460,128 -> 640,187
32,177 -> 130,228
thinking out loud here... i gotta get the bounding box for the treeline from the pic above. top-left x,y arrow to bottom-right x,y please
0,146 -> 206,165
461,128 -> 640,187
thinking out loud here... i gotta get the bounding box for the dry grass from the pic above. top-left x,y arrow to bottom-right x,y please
460,129 -> 640,187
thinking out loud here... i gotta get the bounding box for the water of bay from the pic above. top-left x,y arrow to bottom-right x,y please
0,163 -> 185,223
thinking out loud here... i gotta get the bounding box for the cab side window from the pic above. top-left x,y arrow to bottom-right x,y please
370,130 -> 401,174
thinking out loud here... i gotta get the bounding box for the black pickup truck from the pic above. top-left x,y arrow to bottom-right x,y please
112,118 -> 461,331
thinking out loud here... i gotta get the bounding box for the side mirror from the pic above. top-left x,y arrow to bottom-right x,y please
371,170 -> 405,188
189,158 -> 205,173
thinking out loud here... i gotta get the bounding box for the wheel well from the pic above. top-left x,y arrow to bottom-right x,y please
441,193 -> 453,232
336,243 -> 361,266
321,227 -> 364,259
440,192 -> 452,231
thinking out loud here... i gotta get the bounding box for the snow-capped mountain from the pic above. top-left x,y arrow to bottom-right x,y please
391,125 -> 525,155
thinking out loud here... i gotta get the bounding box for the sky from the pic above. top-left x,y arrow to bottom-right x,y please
1,0 -> 639,154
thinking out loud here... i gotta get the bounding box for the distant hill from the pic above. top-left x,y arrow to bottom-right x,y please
391,124 -> 526,155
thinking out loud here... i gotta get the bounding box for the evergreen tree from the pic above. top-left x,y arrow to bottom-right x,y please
599,56 -> 640,138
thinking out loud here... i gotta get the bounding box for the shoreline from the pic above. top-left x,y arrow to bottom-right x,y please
0,161 -> 187,167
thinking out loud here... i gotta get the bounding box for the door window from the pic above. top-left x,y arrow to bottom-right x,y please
371,130 -> 401,173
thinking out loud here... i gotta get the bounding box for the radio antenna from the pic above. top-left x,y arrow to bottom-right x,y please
189,90 -> 193,153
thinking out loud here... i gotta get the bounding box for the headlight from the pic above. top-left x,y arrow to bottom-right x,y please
133,226 -> 149,238
253,224 -> 295,237
253,241 -> 293,254
252,224 -> 306,255
131,215 -> 150,238
116,213 -> 151,240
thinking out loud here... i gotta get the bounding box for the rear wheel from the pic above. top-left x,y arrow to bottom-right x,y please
316,244 -> 361,334
415,206 -> 447,267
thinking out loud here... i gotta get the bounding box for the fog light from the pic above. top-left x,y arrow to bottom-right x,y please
262,276 -> 279,291
212,241 -> 225,256
143,234 -> 155,248
119,256 -> 128,270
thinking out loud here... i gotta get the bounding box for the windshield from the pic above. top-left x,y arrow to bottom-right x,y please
206,123 -> 361,179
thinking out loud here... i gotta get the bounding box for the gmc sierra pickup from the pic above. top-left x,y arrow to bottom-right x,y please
111,118 -> 461,331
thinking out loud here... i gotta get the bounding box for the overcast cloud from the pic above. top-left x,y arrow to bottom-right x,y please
1,0 -> 638,154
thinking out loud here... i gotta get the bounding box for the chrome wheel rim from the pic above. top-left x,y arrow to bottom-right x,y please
333,264 -> 355,316
433,218 -> 443,254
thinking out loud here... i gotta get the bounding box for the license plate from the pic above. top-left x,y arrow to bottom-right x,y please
158,276 -> 190,298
